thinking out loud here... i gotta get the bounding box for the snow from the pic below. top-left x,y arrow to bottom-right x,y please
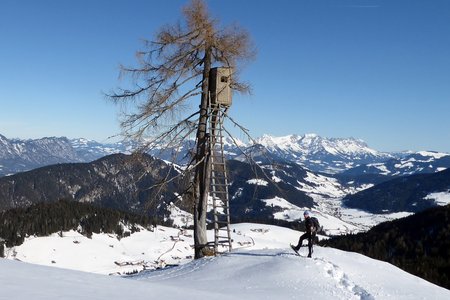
395,161 -> 414,169
246,178 -> 268,186
259,196 -> 364,235
424,191 -> 450,206
253,133 -> 382,159
371,163 -> 390,175
313,210 -> 362,235
339,208 -> 413,231
167,202 -> 194,228
269,170 -> 282,182
297,171 -> 346,198
4,227 -> 194,275
417,151 -> 449,159
2,223 -> 449,299
262,196 -> 305,221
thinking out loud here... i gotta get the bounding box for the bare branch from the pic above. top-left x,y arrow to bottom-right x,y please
107,0 -> 255,259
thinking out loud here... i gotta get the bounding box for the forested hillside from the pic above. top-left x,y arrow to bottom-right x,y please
343,168 -> 450,213
0,199 -> 164,255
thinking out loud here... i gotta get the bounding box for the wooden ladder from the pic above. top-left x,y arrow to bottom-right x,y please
208,104 -> 232,254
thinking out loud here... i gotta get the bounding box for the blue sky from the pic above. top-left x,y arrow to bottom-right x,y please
1,0 -> 449,152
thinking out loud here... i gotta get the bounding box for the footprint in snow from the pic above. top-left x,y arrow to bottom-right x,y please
317,259 -> 375,300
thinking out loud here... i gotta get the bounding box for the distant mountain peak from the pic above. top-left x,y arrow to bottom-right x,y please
249,133 -> 389,173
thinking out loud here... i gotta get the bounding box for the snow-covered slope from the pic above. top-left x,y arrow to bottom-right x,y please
0,134 -> 82,176
343,151 -> 450,177
343,168 -> 450,214
2,223 -> 449,300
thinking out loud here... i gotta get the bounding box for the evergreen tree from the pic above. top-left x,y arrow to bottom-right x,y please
0,199 -> 158,252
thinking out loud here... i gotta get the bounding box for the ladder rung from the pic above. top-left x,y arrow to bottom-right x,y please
214,215 -> 229,218
212,206 -> 229,210
216,236 -> 231,239
213,214 -> 230,218
213,206 -> 229,209
211,202 -> 229,205
215,218 -> 229,222
214,221 -> 229,225
215,240 -> 232,244
210,192 -> 228,195
210,176 -> 227,180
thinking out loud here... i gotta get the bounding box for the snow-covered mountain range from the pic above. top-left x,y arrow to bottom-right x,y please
2,133 -> 449,177
0,134 -> 81,175
2,132 -> 449,232
0,134 -> 136,176
250,133 -> 396,173
342,150 -> 450,177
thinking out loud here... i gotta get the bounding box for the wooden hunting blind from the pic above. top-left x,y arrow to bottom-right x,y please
209,67 -> 232,107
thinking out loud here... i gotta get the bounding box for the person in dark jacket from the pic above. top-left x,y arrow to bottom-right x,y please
292,210 -> 319,258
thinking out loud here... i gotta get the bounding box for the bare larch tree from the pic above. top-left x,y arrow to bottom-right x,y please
108,0 -> 254,258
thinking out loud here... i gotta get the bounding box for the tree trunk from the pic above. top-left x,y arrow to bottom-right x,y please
193,44 -> 212,259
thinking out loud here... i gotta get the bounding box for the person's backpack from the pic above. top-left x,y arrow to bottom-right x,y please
311,217 -> 320,233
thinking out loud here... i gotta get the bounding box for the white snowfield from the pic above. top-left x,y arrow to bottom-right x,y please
2,223 -> 449,299
424,190 -> 450,206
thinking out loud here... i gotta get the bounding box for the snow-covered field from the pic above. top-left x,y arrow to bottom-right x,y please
2,223 -> 450,299
424,190 -> 450,206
